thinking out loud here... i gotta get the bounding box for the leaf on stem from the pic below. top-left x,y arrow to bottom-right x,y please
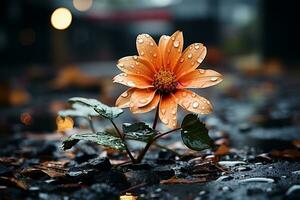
123,122 -> 157,142
68,97 -> 123,119
62,132 -> 126,151
58,102 -> 99,118
181,114 -> 213,151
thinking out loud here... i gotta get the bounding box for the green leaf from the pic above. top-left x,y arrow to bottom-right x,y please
58,102 -> 99,118
181,114 -> 213,151
68,97 -> 123,119
123,122 -> 156,142
62,132 -> 125,151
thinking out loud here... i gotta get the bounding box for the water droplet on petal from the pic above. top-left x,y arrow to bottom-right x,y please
139,99 -> 147,103
191,93 -> 196,97
202,106 -> 205,109
199,69 -> 205,74
171,36 -> 175,41
150,42 -> 154,46
188,53 -> 193,59
133,55 -> 138,60
130,65 -> 134,68
192,101 -> 199,108
138,38 -> 144,44
141,52 -> 145,56
210,77 -> 218,81
127,81 -> 135,87
194,43 -> 200,49
172,110 -> 176,115
123,73 -> 128,77
162,118 -> 169,124
153,53 -> 157,57
121,92 -> 128,97
167,49 -> 171,53
191,62 -> 195,65
173,40 -> 180,48
172,122 -> 176,127
172,116 -> 176,120
182,101 -> 190,109
145,34 -> 150,38
118,63 -> 124,68
197,58 -> 203,63
161,109 -> 166,115
180,58 -> 184,63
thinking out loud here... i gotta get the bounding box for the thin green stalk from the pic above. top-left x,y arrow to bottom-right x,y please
109,119 -> 136,163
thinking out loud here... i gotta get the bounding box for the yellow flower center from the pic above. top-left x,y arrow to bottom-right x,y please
153,70 -> 177,93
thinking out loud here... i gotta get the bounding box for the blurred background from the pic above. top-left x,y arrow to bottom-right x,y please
0,0 -> 299,145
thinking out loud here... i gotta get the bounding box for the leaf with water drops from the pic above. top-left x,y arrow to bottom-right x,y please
122,122 -> 157,142
181,114 -> 213,151
68,97 -> 123,119
58,102 -> 99,118
62,132 -> 125,151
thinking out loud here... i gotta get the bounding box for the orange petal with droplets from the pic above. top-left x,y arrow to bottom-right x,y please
130,88 -> 157,108
136,33 -> 161,72
117,56 -> 156,79
158,35 -> 170,66
164,31 -> 183,70
115,88 -> 135,108
113,73 -> 154,89
131,93 -> 160,114
174,43 -> 207,78
177,69 -> 223,89
174,89 -> 212,114
159,94 -> 178,129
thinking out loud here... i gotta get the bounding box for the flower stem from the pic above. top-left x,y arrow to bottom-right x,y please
152,105 -> 159,130
87,117 -> 96,133
135,127 -> 181,163
109,119 -> 136,163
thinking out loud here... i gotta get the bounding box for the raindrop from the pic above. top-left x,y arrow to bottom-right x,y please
183,130 -> 188,134
194,43 -> 200,49
192,102 -> 199,108
182,101 -> 190,109
133,55 -> 138,60
138,38 -> 144,44
139,99 -> 147,103
162,118 -> 169,124
199,69 -> 205,74
210,77 -> 218,81
201,106 -> 205,109
197,58 -> 203,63
161,109 -> 166,115
145,34 -> 150,38
153,53 -> 157,57
173,40 -> 180,48
172,116 -> 176,120
141,52 -> 145,56
172,110 -> 176,114
239,177 -> 275,183
118,63 -> 124,68
171,36 -> 175,41
150,42 -> 154,46
135,62 -> 139,65
188,53 -> 193,59
172,122 -> 176,127
123,73 -> 128,77
127,81 -> 135,87
121,92 -> 128,97
180,58 -> 184,63
191,93 -> 196,97
191,62 -> 195,65
130,65 -> 134,68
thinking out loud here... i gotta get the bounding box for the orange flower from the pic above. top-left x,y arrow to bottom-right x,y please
114,31 -> 223,128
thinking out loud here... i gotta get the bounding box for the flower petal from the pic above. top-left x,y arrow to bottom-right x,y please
159,94 -> 178,129
131,93 -> 160,114
158,35 -> 170,66
174,43 -> 207,78
115,88 -> 135,108
136,33 -> 161,72
130,88 -> 157,107
163,31 -> 183,70
113,73 -> 154,89
117,55 -> 156,79
174,89 -> 212,114
177,69 -> 223,89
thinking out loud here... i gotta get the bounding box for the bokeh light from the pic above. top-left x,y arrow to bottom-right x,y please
73,0 -> 93,12
51,8 -> 72,30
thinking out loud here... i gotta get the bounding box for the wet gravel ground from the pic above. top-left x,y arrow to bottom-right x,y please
1,69 -> 300,199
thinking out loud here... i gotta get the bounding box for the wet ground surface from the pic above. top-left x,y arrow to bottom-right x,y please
1,66 -> 300,199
